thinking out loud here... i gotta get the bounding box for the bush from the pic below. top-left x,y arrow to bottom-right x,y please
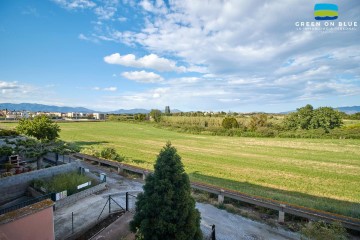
100,147 -> 124,162
0,146 -> 13,157
82,146 -> 100,157
222,117 -> 239,129
301,221 -> 348,240
0,128 -> 18,137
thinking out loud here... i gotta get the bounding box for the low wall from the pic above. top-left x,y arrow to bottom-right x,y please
0,199 -> 55,240
0,161 -> 80,205
55,182 -> 107,210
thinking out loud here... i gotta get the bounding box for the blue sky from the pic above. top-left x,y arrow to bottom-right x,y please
0,0 -> 359,112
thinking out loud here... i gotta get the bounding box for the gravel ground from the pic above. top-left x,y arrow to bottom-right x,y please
54,161 -> 300,240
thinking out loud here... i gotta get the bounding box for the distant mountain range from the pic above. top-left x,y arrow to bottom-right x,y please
0,103 -> 181,114
0,103 -> 95,113
336,106 -> 360,114
1,103 -> 359,114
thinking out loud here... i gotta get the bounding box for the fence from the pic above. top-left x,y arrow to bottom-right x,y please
55,182 -> 107,210
202,225 -> 216,240
0,193 -> 53,215
125,192 -> 137,213
44,153 -> 77,165
55,194 -> 126,240
72,153 -> 360,232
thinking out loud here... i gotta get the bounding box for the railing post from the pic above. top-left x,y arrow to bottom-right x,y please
211,224 -> 216,240
126,192 -> 129,211
278,204 -> 286,223
109,195 -> 111,214
218,189 -> 224,204
72,212 -> 74,234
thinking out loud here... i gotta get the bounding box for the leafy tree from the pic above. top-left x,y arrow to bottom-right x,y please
13,115 -> 76,169
222,117 -> 239,129
283,105 -> 343,132
150,109 -> 162,122
7,138 -> 74,170
310,107 -> 343,132
297,104 -> 314,129
283,112 -> 299,130
130,143 -> 202,240
16,115 -> 60,141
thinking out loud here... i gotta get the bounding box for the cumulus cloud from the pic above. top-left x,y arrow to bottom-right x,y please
122,71 -> 164,83
53,0 -> 360,111
104,53 -> 188,72
52,0 -> 96,10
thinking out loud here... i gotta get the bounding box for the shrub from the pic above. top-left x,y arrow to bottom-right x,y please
0,146 -> 13,157
100,147 -> 124,162
301,221 -> 348,240
222,117 -> 239,129
0,128 -> 18,137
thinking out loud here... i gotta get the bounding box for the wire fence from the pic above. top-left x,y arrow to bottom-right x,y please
125,192 -> 138,213
55,195 -> 125,240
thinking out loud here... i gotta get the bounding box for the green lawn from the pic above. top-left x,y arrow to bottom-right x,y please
2,121 -> 360,218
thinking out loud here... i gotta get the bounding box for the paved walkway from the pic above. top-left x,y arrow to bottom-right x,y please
54,161 -> 300,240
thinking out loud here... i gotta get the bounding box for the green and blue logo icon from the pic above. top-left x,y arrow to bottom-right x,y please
314,3 -> 338,20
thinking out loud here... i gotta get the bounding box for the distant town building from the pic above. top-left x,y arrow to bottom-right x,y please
93,113 -> 106,120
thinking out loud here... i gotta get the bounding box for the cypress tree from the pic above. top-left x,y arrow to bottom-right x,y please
130,142 -> 202,240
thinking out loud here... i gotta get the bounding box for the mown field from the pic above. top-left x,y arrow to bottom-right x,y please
1,121 -> 360,218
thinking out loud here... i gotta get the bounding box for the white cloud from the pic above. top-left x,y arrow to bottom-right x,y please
104,87 -> 117,91
52,0 -> 96,10
122,70 -> 164,83
51,0 -> 360,111
0,81 -> 22,91
93,86 -> 117,91
104,53 -> 188,72
139,0 -> 167,14
94,6 -> 117,20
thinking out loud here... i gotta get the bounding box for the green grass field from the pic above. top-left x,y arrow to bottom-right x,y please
1,121 -> 360,218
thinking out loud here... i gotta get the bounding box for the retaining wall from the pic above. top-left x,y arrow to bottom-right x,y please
0,161 -> 80,205
55,182 -> 107,210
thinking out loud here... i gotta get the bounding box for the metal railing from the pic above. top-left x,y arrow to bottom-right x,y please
0,193 -> 53,215
73,153 -> 360,232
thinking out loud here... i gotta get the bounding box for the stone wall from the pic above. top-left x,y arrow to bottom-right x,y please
0,161 -> 80,205
54,182 -> 107,210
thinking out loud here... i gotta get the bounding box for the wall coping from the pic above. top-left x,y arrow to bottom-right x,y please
0,199 -> 54,225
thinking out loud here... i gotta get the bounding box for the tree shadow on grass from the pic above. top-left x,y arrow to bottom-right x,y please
189,172 -> 360,219
131,159 -> 147,164
73,141 -> 109,148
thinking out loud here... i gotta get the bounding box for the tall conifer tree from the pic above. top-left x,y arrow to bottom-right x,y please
130,142 -> 202,240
